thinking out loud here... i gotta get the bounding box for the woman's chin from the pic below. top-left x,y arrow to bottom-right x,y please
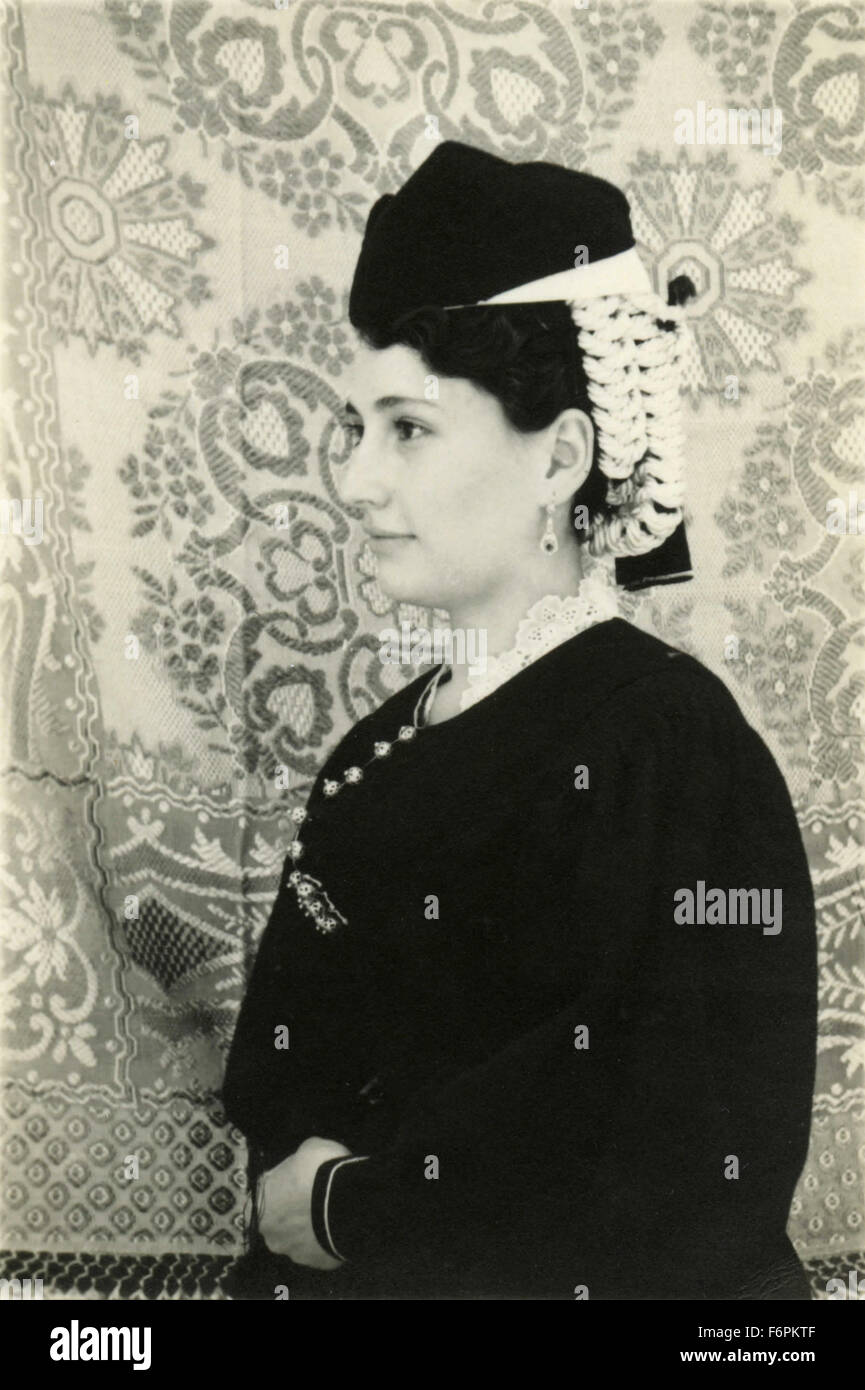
377,579 -> 447,610
378,578 -> 435,606
373,556 -> 440,607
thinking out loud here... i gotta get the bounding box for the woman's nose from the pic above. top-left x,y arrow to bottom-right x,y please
338,431 -> 391,510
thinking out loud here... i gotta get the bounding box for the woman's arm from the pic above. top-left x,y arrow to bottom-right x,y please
221,714 -> 377,1165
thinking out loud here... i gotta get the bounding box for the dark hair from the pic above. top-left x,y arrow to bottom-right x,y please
357,278 -> 696,547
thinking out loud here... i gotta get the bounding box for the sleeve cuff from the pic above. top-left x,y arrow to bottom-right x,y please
311,1155 -> 371,1262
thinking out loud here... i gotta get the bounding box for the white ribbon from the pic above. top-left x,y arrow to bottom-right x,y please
442,246 -> 654,308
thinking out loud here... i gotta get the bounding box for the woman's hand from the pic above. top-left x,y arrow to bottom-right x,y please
259,1136 -> 351,1269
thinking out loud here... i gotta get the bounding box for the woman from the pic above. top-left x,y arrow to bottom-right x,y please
222,141 -> 817,1300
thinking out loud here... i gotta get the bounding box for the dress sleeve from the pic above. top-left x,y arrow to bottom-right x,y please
221,721 -> 371,1169
311,668 -> 817,1293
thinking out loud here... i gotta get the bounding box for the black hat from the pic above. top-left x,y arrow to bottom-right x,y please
348,141 -> 692,592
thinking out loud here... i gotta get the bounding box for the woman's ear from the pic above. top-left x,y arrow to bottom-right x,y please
547,407 -> 594,498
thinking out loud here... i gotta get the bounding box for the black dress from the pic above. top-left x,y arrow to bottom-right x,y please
221,616 -> 817,1300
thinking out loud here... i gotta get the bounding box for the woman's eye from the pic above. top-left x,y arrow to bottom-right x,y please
394,418 -> 428,443
341,417 -> 428,449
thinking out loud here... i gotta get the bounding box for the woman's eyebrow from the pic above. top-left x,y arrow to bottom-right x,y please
343,395 -> 440,416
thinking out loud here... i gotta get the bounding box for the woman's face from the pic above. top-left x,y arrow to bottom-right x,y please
338,340 -> 585,611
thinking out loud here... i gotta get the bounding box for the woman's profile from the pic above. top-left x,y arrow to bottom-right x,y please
222,140 -> 817,1301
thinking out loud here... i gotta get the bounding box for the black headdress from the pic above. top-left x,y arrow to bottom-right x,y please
348,141 -> 694,591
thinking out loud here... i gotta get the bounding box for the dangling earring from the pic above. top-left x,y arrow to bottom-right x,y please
540,501 -> 559,555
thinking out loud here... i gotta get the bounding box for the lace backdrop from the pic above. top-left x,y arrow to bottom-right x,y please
2,0 -> 863,1283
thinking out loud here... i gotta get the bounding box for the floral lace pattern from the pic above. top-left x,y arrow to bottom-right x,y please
3,0 -> 860,1272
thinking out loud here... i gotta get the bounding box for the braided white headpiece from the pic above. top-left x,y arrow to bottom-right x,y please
444,248 -> 692,562
568,291 -> 689,559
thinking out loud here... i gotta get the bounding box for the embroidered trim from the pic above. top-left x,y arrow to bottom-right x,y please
287,869 -> 348,936
459,568 -> 620,713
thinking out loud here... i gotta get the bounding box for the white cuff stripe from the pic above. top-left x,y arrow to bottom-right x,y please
323,1156 -> 371,1262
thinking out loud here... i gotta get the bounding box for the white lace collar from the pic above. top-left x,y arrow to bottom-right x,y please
457,566 -> 620,714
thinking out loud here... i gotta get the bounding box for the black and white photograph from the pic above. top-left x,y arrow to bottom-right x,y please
1,0 -> 863,1350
